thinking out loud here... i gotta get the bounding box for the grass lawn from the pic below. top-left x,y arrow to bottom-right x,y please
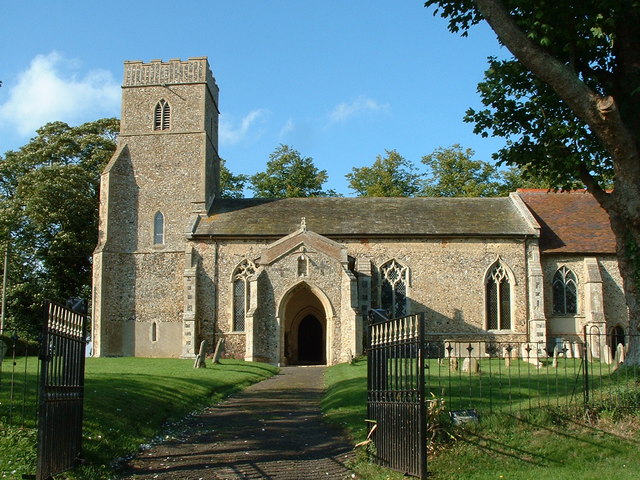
323,358 -> 640,480
0,357 -> 277,480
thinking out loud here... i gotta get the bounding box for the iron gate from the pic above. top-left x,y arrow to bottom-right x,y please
367,311 -> 427,479
36,300 -> 88,480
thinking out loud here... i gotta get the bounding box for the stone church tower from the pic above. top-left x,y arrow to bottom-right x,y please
92,58 -> 220,357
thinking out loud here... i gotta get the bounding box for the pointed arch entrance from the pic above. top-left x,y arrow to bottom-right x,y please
279,282 -> 333,365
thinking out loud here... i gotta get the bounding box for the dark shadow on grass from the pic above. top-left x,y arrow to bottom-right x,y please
453,429 -> 558,467
515,412 -> 640,447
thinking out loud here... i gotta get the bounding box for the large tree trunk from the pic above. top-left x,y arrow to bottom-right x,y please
606,193 -> 640,365
473,0 -> 640,364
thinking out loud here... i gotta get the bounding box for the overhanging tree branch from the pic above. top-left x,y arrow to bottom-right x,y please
472,0 -> 639,177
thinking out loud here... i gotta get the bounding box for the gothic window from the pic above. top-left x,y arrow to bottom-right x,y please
153,211 -> 164,245
486,262 -> 512,330
151,322 -> 157,342
553,266 -> 578,314
379,260 -> 408,318
232,260 -> 256,332
154,99 -> 171,130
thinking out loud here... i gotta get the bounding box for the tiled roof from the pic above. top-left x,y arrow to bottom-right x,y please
194,196 -> 537,238
517,190 -> 616,254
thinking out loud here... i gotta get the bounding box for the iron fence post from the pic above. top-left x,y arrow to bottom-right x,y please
418,312 -> 427,480
583,326 -> 590,411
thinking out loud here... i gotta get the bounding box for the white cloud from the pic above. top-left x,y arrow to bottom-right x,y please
328,96 -> 389,124
219,109 -> 268,145
279,118 -> 295,137
0,52 -> 120,136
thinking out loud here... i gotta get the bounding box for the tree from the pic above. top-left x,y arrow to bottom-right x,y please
219,158 -> 248,199
346,149 -> 421,197
0,119 -> 119,335
425,1 -> 640,362
249,144 -> 336,198
422,144 -> 506,197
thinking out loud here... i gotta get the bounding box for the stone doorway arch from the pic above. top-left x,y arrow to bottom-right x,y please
278,282 -> 333,366
610,324 -> 625,358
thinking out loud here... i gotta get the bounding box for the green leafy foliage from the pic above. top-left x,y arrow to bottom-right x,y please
219,158 -> 248,198
346,149 -> 421,197
423,0 -> 637,188
249,144 -> 337,198
0,119 -> 119,336
422,144 -> 508,197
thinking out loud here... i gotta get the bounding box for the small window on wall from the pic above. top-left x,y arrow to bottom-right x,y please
154,99 -> 171,130
151,322 -> 158,342
153,212 -> 164,245
553,266 -> 578,314
486,262 -> 512,330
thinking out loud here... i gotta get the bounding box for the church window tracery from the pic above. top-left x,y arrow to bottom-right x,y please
379,260 -> 408,317
153,211 -> 164,245
232,260 -> 256,332
486,262 -> 512,330
553,266 -> 578,314
154,99 -> 171,130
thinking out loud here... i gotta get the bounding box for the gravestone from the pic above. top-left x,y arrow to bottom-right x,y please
552,345 -> 559,368
449,356 -> 458,372
212,337 -> 225,364
193,340 -> 207,368
462,357 -> 479,374
614,342 -> 625,368
563,341 -> 573,359
573,342 -> 582,359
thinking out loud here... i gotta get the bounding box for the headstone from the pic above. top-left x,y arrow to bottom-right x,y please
614,343 -> 625,367
462,357 -> 479,374
0,340 -> 7,365
602,344 -> 613,365
212,337 -> 225,364
552,345 -> 559,369
193,340 -> 207,368
449,356 -> 458,372
564,341 -> 573,359
504,355 -> 511,369
573,342 -> 582,359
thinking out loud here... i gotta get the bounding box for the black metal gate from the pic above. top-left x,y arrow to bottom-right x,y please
36,300 -> 88,480
367,311 -> 427,479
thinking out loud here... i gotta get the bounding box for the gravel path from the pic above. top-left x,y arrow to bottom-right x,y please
119,366 -> 356,480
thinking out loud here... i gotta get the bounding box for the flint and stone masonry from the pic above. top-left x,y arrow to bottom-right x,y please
92,57 -> 628,365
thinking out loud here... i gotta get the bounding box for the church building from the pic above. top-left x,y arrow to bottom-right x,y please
92,57 -> 628,365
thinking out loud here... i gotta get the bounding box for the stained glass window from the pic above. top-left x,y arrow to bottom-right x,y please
232,260 -> 256,332
486,263 -> 511,330
553,266 -> 578,314
379,260 -> 408,318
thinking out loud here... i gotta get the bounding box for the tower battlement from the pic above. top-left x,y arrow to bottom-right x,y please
123,57 -> 218,103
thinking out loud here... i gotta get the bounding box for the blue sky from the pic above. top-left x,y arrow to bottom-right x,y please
0,1 -> 509,195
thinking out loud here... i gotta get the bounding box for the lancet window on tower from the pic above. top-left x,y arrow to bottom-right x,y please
153,211 -> 164,245
232,260 -> 256,332
486,262 -> 512,330
379,260 -> 408,318
553,266 -> 578,315
154,99 -> 171,130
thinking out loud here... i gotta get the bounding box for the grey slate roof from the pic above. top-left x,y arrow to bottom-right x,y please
194,197 -> 537,238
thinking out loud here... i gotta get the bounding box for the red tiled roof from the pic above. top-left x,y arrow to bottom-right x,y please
517,190 -> 616,254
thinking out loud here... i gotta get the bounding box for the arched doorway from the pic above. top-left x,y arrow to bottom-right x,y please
611,325 -> 625,357
279,282 -> 332,366
297,315 -> 325,364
